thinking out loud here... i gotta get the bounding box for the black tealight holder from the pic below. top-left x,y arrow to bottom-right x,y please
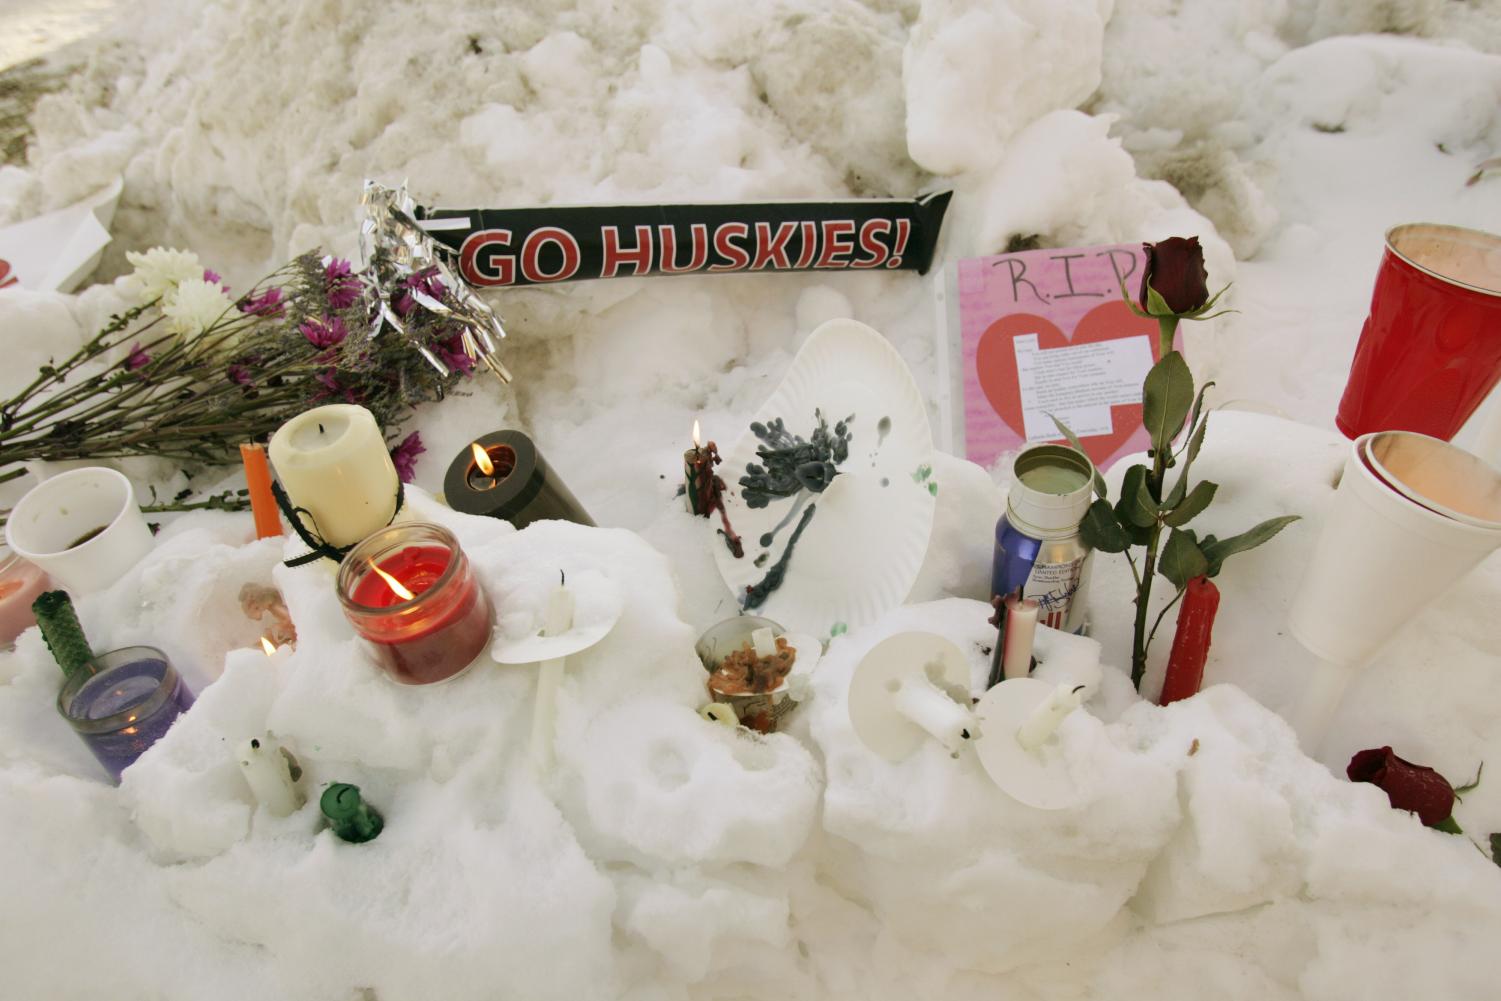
443,430 -> 595,530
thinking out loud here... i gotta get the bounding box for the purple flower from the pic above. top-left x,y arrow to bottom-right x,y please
392,268 -> 447,318
125,343 -> 150,371
227,364 -> 253,387
435,332 -> 476,376
300,314 -> 349,350
238,287 -> 284,318
389,431 -> 425,484
324,257 -> 362,310
313,367 -> 358,404
410,267 -> 446,299
392,288 -> 417,319
203,268 -> 230,293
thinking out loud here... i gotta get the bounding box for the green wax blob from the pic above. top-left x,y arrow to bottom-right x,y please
1018,464 -> 1089,495
321,783 -> 384,843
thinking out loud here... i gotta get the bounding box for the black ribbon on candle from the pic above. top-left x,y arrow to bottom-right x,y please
271,480 -> 406,567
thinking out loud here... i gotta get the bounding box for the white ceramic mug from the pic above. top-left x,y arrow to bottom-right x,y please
5,467 -> 154,594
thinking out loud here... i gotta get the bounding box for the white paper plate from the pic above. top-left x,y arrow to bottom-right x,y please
713,319 -> 935,636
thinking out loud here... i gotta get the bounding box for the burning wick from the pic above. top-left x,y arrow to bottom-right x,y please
466,440 -> 517,491
692,419 -> 702,449
260,636 -> 277,656
318,423 -> 324,434
370,562 -> 415,602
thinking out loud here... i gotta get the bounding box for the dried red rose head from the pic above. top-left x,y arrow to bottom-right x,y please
1139,236 -> 1210,315
1347,746 -> 1456,828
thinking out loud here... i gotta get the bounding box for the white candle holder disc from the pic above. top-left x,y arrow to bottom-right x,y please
488,569 -> 622,665
847,631 -> 976,762
973,678 -> 1083,811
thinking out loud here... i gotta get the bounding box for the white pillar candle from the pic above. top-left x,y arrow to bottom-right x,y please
236,735 -> 304,817
268,404 -> 399,548
890,677 -> 976,756
1016,683 -> 1085,751
532,578 -> 576,769
1001,596 -> 1040,681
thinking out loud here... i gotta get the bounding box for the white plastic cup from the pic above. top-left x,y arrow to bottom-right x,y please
1287,432 -> 1501,745
5,467 -> 154,594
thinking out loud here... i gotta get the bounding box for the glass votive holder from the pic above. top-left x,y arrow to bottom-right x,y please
5,466 -> 154,594
695,615 -> 798,733
336,522 -> 494,685
0,547 -> 51,647
57,646 -> 195,782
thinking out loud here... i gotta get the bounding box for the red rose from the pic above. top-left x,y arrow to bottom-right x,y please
1347,746 -> 1456,828
1139,236 -> 1210,315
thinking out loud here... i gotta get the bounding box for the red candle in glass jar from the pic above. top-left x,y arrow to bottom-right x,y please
337,523 -> 493,685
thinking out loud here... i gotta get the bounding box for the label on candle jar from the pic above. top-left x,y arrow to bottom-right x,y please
415,194 -> 953,287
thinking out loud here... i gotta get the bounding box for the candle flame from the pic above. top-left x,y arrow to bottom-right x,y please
692,419 -> 701,448
471,441 -> 495,476
260,636 -> 277,656
370,562 -> 416,601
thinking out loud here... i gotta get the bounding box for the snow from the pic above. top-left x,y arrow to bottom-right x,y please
1,0 -> 1501,998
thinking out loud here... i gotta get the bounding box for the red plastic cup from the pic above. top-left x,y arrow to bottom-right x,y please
1336,223 -> 1501,440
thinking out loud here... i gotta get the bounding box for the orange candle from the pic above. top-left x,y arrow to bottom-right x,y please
240,443 -> 283,540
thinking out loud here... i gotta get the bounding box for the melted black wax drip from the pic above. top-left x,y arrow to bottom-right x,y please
742,502 -> 817,611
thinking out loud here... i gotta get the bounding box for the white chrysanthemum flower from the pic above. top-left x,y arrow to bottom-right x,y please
161,278 -> 234,337
121,247 -> 204,304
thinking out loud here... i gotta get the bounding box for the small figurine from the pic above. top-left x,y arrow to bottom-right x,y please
239,583 -> 297,648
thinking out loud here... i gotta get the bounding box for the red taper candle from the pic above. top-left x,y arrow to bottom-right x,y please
1159,575 -> 1221,706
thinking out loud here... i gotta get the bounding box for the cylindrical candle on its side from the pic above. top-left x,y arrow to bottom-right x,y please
442,430 -> 594,530
0,549 -> 50,647
337,522 -> 493,685
268,404 -> 399,549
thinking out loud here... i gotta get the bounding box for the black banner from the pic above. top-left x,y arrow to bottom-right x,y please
415,192 -> 952,288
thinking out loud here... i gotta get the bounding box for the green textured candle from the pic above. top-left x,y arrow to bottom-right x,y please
32,590 -> 94,679
320,783 -> 384,843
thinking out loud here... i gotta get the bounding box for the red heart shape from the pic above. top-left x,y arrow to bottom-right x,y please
975,299 -> 1161,465
0,259 -> 14,289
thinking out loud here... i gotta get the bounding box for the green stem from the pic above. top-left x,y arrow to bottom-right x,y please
1157,316 -> 1177,358
1131,523 -> 1162,689
1131,314 -> 1184,688
141,496 -> 250,514
1146,585 -> 1187,651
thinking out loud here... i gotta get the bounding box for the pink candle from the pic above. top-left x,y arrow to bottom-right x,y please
0,549 -> 50,646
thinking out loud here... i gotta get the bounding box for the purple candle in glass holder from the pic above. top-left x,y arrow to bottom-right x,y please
57,646 -> 195,782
